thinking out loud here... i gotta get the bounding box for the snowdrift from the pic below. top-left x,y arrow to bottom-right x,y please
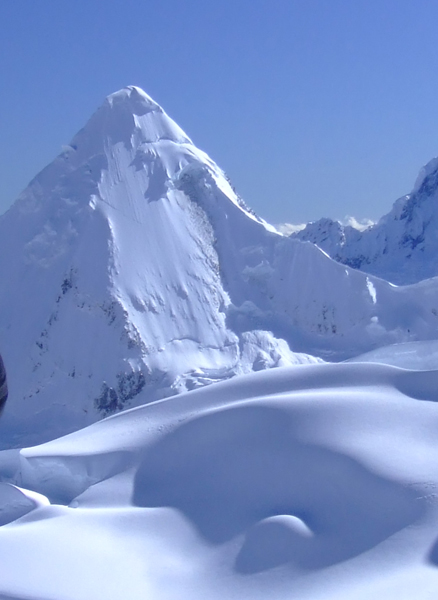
1,362 -> 438,599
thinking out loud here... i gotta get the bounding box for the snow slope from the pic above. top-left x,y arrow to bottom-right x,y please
2,86 -> 438,446
291,156 -> 438,284
1,362 -> 438,599
348,339 -> 438,370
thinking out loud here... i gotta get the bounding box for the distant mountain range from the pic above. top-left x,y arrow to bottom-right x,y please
291,157 -> 438,285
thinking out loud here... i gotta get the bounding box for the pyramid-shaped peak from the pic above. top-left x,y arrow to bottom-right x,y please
105,86 -> 163,115
70,85 -> 193,152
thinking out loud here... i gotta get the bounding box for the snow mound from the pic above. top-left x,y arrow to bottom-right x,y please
0,483 -> 49,526
1,362 -> 438,598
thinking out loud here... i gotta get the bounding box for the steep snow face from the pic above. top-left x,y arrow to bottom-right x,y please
292,157 -> 438,284
0,86 -> 313,446
2,86 -> 438,446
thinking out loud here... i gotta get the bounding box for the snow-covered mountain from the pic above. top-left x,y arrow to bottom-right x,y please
2,86 -> 438,447
0,87 -> 307,445
291,157 -> 438,284
4,87 -> 438,600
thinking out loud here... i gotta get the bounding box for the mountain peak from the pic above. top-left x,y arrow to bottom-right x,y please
4,87 -> 438,447
412,156 -> 438,194
105,86 -> 162,115
71,86 -> 192,153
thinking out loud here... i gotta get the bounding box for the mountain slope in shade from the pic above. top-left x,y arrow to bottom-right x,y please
2,86 -> 438,446
291,157 -> 438,285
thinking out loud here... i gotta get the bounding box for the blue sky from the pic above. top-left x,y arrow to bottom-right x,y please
2,0 -> 438,225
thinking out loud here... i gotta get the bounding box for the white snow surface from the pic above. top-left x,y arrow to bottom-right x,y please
2,86 -> 438,446
349,339 -> 438,370
1,361 -> 438,599
291,155 -> 438,284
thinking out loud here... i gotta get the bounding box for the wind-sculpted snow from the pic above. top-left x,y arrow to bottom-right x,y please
1,85 -> 438,447
1,363 -> 438,598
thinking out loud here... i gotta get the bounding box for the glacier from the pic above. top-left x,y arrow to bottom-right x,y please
1,87 -> 438,598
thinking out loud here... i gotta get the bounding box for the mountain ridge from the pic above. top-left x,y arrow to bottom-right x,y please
291,155 -> 438,284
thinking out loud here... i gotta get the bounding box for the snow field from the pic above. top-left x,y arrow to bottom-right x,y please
1,362 -> 438,598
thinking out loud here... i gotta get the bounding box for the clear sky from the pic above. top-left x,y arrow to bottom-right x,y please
2,0 -> 438,226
